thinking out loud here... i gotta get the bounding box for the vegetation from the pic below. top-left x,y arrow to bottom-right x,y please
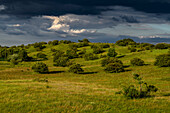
117,74 -> 158,99
0,38 -> 169,112
130,58 -> 145,66
32,62 -> 49,73
107,48 -> 117,57
154,54 -> 170,67
68,64 -> 84,74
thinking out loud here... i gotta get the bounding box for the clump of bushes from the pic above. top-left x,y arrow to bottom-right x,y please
53,57 -> 70,67
37,53 -> 47,60
101,57 -> 123,67
130,58 -> 145,66
93,46 -> 104,54
84,53 -> 98,61
154,54 -> 170,67
101,57 -> 124,73
105,62 -> 124,73
155,43 -> 168,49
116,38 -> 136,46
116,74 -> 158,99
107,48 -> 117,57
32,62 -> 49,73
68,64 -> 84,74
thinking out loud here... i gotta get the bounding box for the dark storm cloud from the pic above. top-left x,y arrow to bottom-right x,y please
1,0 -> 170,16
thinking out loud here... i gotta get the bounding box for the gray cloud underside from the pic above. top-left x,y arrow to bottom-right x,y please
0,6 -> 170,46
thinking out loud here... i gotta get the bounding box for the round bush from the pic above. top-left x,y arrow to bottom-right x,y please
154,54 -> 170,67
101,57 -> 123,67
130,58 -> 145,66
68,64 -> 84,74
105,62 -> 124,73
32,62 -> 49,73
84,53 -> 98,61
107,48 -> 117,57
155,43 -> 168,49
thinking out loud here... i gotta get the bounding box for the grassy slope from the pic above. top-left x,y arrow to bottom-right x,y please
0,43 -> 170,113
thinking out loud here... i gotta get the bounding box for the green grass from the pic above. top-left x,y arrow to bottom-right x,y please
0,43 -> 170,113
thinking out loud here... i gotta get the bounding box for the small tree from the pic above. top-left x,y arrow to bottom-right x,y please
32,62 -> 49,73
107,48 -> 117,57
130,58 -> 145,66
154,54 -> 170,67
116,74 -> 158,99
68,64 -> 84,74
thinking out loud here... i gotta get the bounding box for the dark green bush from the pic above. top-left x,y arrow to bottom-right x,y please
116,38 -> 136,46
154,54 -> 170,67
66,49 -> 78,59
101,57 -> 123,67
53,57 -> 70,67
68,64 -> 84,74
130,48 -> 137,52
155,43 -> 168,49
84,53 -> 98,61
93,47 -> 104,54
107,48 -> 117,57
104,62 -> 124,73
37,53 -> 47,60
116,74 -> 158,99
32,62 -> 49,73
130,58 -> 145,66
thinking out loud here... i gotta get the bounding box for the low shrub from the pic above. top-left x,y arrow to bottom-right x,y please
37,53 -> 47,60
105,62 -> 124,73
116,74 -> 158,99
154,54 -> 170,67
130,58 -> 145,66
107,48 -> 117,57
32,62 -> 49,73
68,64 -> 84,74
155,43 -> 168,49
53,57 -> 70,67
84,53 -> 98,61
101,57 -> 123,67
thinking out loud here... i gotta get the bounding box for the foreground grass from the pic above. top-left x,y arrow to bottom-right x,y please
0,44 -> 170,113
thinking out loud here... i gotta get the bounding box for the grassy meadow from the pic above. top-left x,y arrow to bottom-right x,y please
0,41 -> 170,113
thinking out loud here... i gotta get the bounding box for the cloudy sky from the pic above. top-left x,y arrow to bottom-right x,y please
0,0 -> 170,46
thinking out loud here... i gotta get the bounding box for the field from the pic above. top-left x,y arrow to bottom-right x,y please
0,42 -> 170,113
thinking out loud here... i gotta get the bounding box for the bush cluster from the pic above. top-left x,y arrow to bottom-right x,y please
107,48 -> 117,57
154,54 -> 170,67
116,74 -> 158,99
32,62 -> 49,73
68,64 -> 84,74
130,58 -> 145,66
101,57 -> 124,73
116,38 -> 136,46
84,53 -> 98,61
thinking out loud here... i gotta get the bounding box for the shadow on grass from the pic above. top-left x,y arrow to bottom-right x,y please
80,72 -> 98,74
162,93 -> 170,97
123,65 -> 130,68
41,71 -> 65,74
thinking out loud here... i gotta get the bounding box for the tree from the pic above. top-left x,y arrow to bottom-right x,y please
18,50 -> 32,61
107,48 -> 117,57
32,62 -> 49,73
68,64 -> 84,74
